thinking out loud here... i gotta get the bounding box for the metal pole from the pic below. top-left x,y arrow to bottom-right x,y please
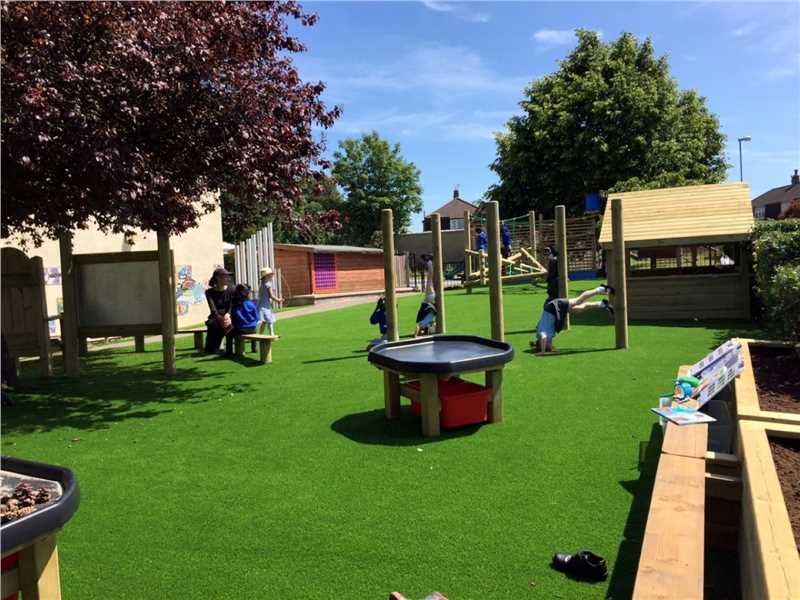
739,138 -> 743,182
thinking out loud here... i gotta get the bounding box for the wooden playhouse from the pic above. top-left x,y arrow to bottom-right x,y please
598,182 -> 755,320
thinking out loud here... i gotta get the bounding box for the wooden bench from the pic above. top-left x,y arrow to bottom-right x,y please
633,365 -> 708,600
176,328 -> 207,352
234,333 -> 279,364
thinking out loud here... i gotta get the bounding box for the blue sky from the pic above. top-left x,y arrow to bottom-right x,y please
290,1 -> 800,231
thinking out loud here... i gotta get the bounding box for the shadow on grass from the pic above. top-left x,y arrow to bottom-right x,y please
605,423 -> 663,600
330,407 -> 483,446
303,354 -> 367,365
4,350 -> 251,434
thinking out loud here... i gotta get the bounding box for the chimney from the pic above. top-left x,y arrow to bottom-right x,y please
792,169 -> 799,185
453,188 -> 460,200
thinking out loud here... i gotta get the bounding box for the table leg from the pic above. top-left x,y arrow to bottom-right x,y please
384,371 -> 401,419
486,369 -> 503,423
193,332 -> 204,352
134,335 -> 145,353
234,336 -> 244,357
260,341 -> 272,364
420,374 -> 441,437
18,534 -> 61,600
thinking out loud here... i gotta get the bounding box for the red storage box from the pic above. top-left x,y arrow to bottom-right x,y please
407,377 -> 490,428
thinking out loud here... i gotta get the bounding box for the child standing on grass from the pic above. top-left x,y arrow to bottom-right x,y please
257,267 -> 283,336
367,296 -> 389,350
532,284 -> 615,353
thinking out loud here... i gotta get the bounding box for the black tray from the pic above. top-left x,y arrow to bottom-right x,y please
1,456 -> 80,555
368,335 -> 514,374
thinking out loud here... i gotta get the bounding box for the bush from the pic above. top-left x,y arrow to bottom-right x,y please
752,219 -> 800,342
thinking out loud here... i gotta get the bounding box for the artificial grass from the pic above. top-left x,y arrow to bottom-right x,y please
2,281 -> 762,599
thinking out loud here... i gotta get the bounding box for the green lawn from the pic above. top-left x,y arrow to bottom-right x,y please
3,281 -> 761,599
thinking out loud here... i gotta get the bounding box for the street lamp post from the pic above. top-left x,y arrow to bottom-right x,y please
738,136 -> 752,182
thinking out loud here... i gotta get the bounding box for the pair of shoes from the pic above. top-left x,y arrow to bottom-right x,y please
600,283 -> 616,295
601,299 -> 615,317
552,550 -> 608,581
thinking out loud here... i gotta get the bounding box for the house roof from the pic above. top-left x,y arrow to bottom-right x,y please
430,197 -> 479,219
275,243 -> 382,254
752,183 -> 800,209
598,182 -> 754,249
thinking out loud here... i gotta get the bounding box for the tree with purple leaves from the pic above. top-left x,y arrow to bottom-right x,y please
1,1 -> 340,246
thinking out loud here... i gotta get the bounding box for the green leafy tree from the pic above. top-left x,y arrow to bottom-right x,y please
488,30 -> 727,217
222,175 -> 343,243
332,132 -> 422,246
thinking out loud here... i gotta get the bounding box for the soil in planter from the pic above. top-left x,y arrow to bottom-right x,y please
750,346 -> 800,414
769,437 -> 800,553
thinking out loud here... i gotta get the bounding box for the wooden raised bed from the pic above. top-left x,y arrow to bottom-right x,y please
737,420 -> 800,600
733,339 -> 799,427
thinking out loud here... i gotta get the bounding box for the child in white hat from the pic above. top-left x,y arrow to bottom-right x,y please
257,267 -> 284,336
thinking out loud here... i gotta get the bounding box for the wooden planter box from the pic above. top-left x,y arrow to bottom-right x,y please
737,419 -> 800,600
733,339 -> 800,426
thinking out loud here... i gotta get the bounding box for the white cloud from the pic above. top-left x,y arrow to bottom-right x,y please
533,29 -> 576,46
305,44 -> 527,98
420,1 -> 491,23
732,23 -> 758,37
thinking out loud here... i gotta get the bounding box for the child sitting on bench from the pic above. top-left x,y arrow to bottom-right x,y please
532,285 -> 615,353
232,284 -> 260,352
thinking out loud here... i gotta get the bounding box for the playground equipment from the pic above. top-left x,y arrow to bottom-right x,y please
232,223 -> 284,308
372,202 -> 513,437
463,209 -> 547,290
58,231 -> 177,377
1,248 -> 53,377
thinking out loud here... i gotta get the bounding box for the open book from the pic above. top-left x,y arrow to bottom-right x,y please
651,406 -> 717,426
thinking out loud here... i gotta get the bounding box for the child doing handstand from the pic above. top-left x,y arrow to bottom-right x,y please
532,284 -> 615,353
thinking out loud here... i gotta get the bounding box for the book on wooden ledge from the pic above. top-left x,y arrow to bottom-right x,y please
651,406 -> 717,426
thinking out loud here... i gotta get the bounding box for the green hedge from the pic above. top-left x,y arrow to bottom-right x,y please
752,219 -> 800,342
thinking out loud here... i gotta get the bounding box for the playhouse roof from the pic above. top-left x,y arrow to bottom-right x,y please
598,182 -> 754,249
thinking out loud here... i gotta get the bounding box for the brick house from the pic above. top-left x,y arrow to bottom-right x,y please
422,189 -> 479,231
752,169 -> 800,219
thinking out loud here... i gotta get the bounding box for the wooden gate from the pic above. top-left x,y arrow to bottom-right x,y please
1,247 -> 51,376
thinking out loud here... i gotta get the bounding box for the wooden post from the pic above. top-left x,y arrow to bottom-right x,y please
555,205 -> 570,330
381,209 -> 399,342
384,371 -> 400,419
611,198 -> 629,349
31,257 -> 52,377
18,533 -> 61,600
431,212 -> 446,334
420,373 -> 441,437
78,337 -> 88,356
463,210 -> 472,294
134,335 -> 145,353
58,233 -> 80,378
479,251 -> 486,287
529,210 -> 536,255
486,201 -> 504,342
157,231 -> 176,375
486,369 -> 503,423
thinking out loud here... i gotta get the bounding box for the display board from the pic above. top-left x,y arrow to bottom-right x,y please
75,251 -> 164,336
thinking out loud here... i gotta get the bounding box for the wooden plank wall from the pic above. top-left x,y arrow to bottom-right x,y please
628,272 -> 748,320
335,253 -> 385,293
274,248 -> 312,298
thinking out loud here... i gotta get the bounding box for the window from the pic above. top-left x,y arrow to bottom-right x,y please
764,203 -> 782,219
628,244 -> 739,276
754,207 -> 765,219
449,218 -> 464,230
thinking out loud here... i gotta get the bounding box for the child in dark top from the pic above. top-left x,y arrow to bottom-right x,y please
533,284 -> 615,353
205,267 -> 235,355
231,284 -> 260,354
501,222 -> 512,257
366,297 -> 388,350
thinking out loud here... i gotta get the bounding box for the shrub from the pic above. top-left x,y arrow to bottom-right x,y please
752,219 -> 800,342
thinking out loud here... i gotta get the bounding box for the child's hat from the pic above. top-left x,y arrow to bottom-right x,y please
260,267 -> 274,278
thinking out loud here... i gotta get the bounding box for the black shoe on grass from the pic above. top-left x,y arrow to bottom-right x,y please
602,299 -> 615,317
552,550 -> 608,581
600,283 -> 615,295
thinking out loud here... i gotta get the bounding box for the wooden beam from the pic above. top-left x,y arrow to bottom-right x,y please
555,205 -> 569,330
381,209 -> 399,342
420,374 -> 440,437
611,198 -> 629,349
431,213 -> 446,334
486,201 -> 504,342
529,210 -> 536,255
18,534 -> 62,600
463,210 -> 472,294
157,231 -> 176,376
384,371 -> 401,419
58,233 -> 80,378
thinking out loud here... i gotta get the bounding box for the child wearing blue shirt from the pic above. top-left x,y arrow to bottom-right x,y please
231,284 -> 260,332
366,297 -> 389,350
